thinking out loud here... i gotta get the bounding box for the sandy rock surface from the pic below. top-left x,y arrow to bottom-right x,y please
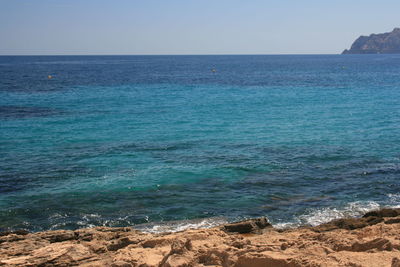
1,209 -> 400,266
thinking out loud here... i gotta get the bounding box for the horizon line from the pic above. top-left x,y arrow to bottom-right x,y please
0,53 -> 344,56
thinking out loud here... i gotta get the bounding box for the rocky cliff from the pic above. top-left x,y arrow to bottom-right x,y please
343,28 -> 400,54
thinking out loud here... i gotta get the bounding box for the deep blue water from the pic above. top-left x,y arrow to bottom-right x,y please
1,55 -> 400,232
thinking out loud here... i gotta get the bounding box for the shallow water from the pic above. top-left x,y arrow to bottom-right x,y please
1,55 -> 400,232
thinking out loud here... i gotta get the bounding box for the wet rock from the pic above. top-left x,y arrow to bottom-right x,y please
364,216 -> 385,225
253,217 -> 271,229
96,227 -> 133,233
223,217 -> 272,234
363,208 -> 400,218
12,229 -> 30,236
312,216 -> 383,232
385,218 -> 400,224
0,230 -> 30,237
0,231 -> 12,237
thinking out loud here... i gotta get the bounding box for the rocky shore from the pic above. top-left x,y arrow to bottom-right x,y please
2,209 -> 400,266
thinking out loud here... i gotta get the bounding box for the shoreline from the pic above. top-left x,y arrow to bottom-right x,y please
2,208 -> 400,266
1,199 -> 387,235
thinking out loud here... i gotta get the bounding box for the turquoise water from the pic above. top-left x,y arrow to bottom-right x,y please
1,55 -> 400,231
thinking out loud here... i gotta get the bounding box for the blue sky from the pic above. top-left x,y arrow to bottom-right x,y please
0,0 -> 399,55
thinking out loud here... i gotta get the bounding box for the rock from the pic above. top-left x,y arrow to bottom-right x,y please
1,243 -> 94,266
363,208 -> 400,218
198,252 -> 223,265
253,217 -> 271,229
385,218 -> 400,224
351,238 -> 392,252
141,237 -> 169,248
159,239 -> 193,267
392,257 -> 400,267
75,230 -> 94,241
40,230 -> 76,243
12,229 -> 30,235
170,239 -> 192,254
107,237 -> 139,251
1,210 -> 400,267
0,231 -> 12,237
95,227 -> 133,233
162,255 -> 192,267
223,217 -> 272,234
111,260 -> 133,267
0,234 -> 26,244
86,241 -> 107,253
312,216 -> 383,232
0,230 -> 30,237
343,28 -> 400,54
234,254 -> 298,267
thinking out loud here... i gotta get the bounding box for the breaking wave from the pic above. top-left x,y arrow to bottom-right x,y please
135,217 -> 229,233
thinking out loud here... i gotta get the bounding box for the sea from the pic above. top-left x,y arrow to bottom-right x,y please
1,55 -> 400,232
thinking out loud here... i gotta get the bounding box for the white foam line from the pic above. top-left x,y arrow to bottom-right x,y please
274,200 -> 381,229
135,217 -> 229,234
46,194 -> 400,232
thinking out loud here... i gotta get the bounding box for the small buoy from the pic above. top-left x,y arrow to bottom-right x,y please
211,68 -> 216,73
48,75 -> 53,79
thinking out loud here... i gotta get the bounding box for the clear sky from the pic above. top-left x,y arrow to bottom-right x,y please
1,0 -> 399,55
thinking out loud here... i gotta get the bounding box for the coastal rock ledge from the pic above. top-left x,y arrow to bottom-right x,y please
342,28 -> 400,54
2,209 -> 400,266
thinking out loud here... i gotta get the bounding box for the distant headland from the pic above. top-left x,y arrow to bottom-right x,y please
342,28 -> 400,54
